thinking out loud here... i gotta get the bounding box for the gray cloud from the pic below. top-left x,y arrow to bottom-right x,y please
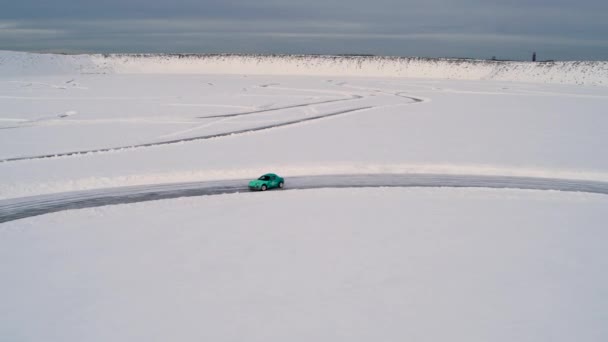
1,0 -> 607,60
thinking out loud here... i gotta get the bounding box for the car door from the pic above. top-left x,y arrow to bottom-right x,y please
269,175 -> 277,188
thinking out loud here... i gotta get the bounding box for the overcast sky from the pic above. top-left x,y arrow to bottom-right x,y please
1,0 -> 607,60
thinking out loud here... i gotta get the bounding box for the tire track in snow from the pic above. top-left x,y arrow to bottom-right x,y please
160,93 -> 363,138
0,106 -> 374,163
1,82 -> 425,162
332,81 -> 427,103
1,173 -> 607,223
197,95 -> 363,119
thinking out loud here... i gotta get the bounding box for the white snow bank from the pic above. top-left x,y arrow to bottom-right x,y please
2,50 -> 607,85
101,54 -> 608,86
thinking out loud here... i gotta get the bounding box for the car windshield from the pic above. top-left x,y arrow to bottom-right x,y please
258,175 -> 270,180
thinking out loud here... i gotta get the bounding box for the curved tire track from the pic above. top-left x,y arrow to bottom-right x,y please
1,83 -> 424,163
0,106 -> 374,163
2,173 -> 607,223
197,95 -> 363,119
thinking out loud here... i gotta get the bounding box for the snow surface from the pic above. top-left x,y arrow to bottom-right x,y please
2,188 -> 608,342
1,72 -> 608,199
1,51 -> 608,341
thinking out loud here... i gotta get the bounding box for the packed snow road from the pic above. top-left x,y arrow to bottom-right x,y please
2,173 -> 608,223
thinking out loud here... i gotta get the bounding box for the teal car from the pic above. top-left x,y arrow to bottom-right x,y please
249,173 -> 285,191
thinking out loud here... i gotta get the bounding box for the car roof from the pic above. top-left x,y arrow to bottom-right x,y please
262,173 -> 277,177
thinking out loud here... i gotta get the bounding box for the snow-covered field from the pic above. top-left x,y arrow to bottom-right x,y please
1,51 -> 608,341
3,188 -> 608,341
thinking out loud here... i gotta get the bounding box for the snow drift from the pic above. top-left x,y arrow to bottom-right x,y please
1,50 -> 607,85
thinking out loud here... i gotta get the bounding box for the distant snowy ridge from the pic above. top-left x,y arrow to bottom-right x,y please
0,51 -> 106,76
2,50 -> 608,85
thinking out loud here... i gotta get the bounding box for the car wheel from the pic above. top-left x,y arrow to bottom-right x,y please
279,182 -> 284,189
261,184 -> 267,191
